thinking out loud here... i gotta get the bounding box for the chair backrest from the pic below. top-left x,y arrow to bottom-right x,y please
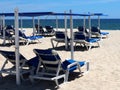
78,26 -> 89,36
35,24 -> 44,33
91,26 -> 100,33
39,26 -> 44,33
33,49 -> 62,70
78,26 -> 84,32
6,25 -> 14,30
19,30 -> 27,38
55,31 -> 65,39
45,26 -> 54,33
74,32 -> 86,40
0,50 -> 26,65
0,29 -> 13,38
55,31 -> 70,41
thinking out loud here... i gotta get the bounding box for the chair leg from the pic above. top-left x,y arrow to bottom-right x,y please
37,39 -> 41,43
56,42 -> 59,47
97,42 -> 100,47
86,62 -> 89,71
55,79 -> 59,87
77,63 -> 82,74
29,75 -> 35,83
88,43 -> 92,50
26,40 -> 30,45
51,39 -> 55,48
65,71 -> 69,82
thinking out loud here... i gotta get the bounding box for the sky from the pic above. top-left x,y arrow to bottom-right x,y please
0,0 -> 119,18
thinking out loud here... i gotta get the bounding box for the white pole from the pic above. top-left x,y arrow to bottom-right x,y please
70,10 -> 74,60
2,15 -> 6,45
32,17 -> 35,35
83,16 -> 86,33
56,16 -> 58,31
38,16 -> 40,34
88,15 -> 91,39
14,8 -> 20,85
98,16 -> 100,30
20,17 -> 23,30
64,11 -> 68,50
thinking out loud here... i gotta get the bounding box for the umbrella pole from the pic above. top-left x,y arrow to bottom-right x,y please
15,8 -> 20,85
20,17 -> 23,30
88,15 -> 91,39
83,16 -> 86,33
64,11 -> 68,50
56,16 -> 58,31
38,16 -> 40,34
2,15 -> 6,45
98,16 -> 100,30
70,10 -> 74,60
32,17 -> 35,36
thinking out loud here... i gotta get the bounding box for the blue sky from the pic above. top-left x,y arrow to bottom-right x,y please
0,0 -> 119,18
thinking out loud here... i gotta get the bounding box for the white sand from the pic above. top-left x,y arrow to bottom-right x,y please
0,29 -> 120,90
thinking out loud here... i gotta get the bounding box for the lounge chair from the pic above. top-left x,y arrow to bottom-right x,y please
29,49 -> 89,87
0,50 -> 39,80
78,26 -> 89,36
91,26 -> 109,38
0,26 -> 14,44
51,31 -> 70,48
74,32 -> 100,50
19,30 -> 44,45
45,26 -> 55,36
35,24 -> 45,35
78,26 -> 102,40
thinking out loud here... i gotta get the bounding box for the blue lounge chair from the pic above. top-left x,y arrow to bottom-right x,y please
45,26 -> 55,36
29,49 -> 89,87
74,32 -> 100,50
0,50 -> 39,80
19,30 -> 44,45
35,24 -> 45,35
51,31 -> 70,48
78,26 -> 89,36
0,26 -> 14,44
91,26 -> 109,38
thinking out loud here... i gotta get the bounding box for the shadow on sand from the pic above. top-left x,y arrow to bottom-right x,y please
0,72 -> 82,90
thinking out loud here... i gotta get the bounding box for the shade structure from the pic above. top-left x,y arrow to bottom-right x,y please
2,9 -> 107,85
69,10 -> 74,59
0,12 -> 53,17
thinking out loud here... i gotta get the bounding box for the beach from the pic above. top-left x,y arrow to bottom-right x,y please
0,29 -> 120,90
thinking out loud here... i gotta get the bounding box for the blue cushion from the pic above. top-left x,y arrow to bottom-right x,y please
101,32 -> 109,35
86,38 -> 98,43
26,35 -> 43,40
62,59 -> 85,72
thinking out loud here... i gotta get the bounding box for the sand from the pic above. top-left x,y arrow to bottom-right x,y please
0,29 -> 120,90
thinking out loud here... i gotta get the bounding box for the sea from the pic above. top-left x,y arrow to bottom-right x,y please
4,19 -> 120,30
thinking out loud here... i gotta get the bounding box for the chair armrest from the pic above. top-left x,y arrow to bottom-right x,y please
67,61 -> 79,70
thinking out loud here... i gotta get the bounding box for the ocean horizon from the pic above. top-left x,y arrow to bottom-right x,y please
4,19 -> 120,30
